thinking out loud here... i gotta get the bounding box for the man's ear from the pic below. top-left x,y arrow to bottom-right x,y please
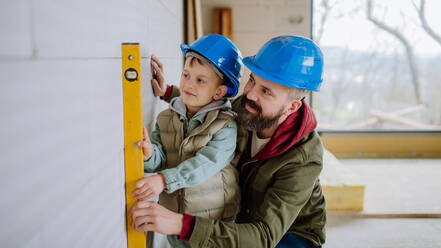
213,85 -> 228,100
284,99 -> 302,116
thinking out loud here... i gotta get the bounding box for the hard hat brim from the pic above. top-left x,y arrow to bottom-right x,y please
243,56 -> 321,92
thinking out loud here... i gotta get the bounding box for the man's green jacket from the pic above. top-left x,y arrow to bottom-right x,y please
167,87 -> 326,247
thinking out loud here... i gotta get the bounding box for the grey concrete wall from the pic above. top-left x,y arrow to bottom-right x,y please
0,0 -> 182,247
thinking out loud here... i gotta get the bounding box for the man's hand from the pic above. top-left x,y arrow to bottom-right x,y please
150,54 -> 167,97
130,201 -> 184,235
133,174 -> 166,201
137,126 -> 153,161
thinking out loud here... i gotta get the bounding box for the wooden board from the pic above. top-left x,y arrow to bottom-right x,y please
323,185 -> 365,211
213,8 -> 233,40
321,135 -> 441,158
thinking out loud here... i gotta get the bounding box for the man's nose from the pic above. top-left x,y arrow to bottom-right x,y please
246,87 -> 258,101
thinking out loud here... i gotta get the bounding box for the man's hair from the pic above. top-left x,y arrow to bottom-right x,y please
287,88 -> 309,101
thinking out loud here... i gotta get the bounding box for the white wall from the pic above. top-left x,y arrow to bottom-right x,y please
0,0 -> 182,247
201,0 -> 311,91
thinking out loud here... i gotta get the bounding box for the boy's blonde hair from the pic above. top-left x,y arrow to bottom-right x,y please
185,51 -> 225,82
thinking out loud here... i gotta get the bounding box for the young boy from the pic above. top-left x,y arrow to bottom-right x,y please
133,34 -> 243,247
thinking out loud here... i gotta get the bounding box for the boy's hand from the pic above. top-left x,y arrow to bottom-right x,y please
137,126 -> 153,161
150,54 -> 167,97
132,174 -> 167,201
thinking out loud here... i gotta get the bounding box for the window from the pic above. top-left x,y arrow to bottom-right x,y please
312,0 -> 441,131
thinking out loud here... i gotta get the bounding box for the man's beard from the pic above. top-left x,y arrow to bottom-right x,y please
236,96 -> 284,132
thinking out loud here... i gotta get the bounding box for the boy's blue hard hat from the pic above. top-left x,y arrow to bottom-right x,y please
243,35 -> 324,92
180,34 -> 243,97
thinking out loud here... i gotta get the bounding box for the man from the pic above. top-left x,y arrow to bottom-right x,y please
131,35 -> 326,248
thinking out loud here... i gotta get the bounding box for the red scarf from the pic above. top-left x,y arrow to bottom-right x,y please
252,100 -> 317,161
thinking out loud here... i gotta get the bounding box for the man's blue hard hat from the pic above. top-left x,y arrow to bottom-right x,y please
180,34 -> 243,97
243,35 -> 324,92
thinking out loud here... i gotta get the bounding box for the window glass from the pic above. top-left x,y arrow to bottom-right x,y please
313,0 -> 441,130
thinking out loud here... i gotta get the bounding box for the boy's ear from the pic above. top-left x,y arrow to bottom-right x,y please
213,85 -> 228,100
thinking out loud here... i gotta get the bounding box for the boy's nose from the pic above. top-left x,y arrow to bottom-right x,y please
185,79 -> 195,90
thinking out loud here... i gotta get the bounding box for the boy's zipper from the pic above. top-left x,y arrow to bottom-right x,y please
177,117 -> 188,213
178,189 -> 183,213
178,118 -> 186,158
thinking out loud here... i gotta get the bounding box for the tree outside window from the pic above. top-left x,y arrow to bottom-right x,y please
313,0 -> 441,130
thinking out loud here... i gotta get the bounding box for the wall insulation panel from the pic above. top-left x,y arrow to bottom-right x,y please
0,0 -> 183,247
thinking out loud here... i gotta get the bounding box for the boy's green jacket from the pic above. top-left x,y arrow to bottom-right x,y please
167,87 -> 326,247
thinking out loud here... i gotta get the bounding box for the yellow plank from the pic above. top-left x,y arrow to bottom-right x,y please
121,43 -> 146,248
323,185 -> 365,211
321,135 -> 441,158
